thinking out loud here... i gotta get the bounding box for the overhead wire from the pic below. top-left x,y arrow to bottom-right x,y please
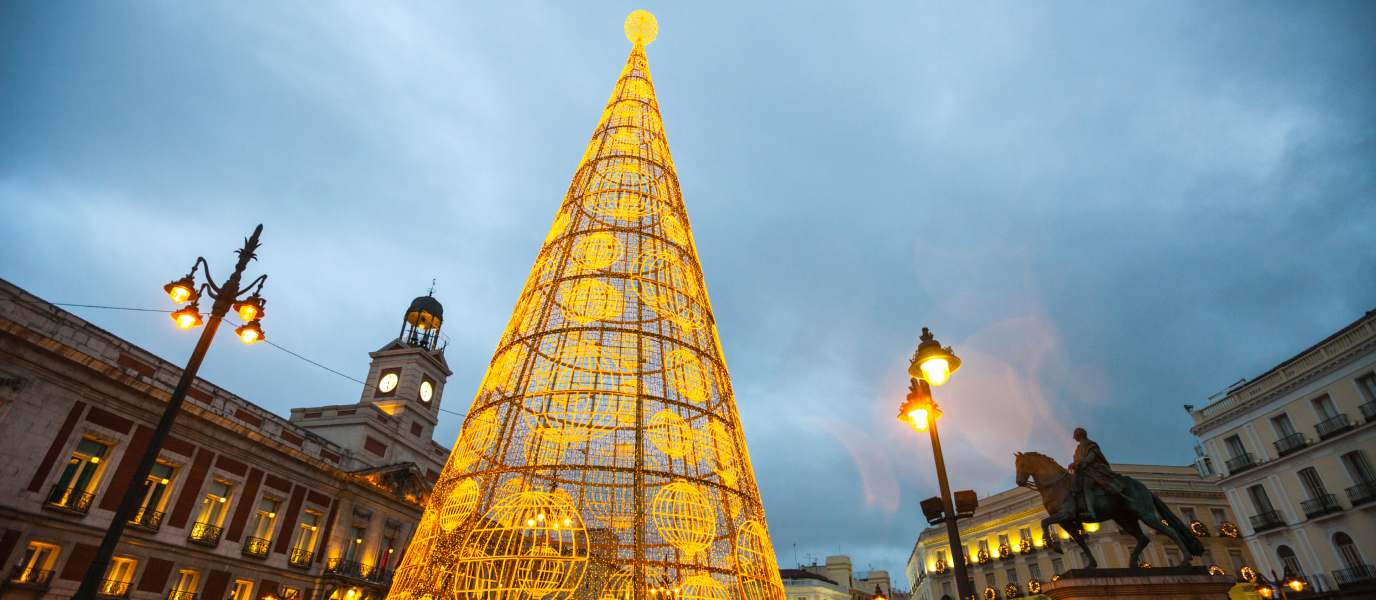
0,296 -> 466,420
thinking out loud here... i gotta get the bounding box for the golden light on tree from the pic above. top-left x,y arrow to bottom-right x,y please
385,12 -> 783,600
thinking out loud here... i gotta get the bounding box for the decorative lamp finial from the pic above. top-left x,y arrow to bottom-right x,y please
625,10 -> 657,45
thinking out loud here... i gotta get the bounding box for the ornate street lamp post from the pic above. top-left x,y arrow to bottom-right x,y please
73,225 -> 269,600
898,327 -> 974,600
1255,568 -> 1307,599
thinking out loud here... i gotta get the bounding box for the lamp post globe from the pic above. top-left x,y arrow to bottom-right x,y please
909,327 -> 960,385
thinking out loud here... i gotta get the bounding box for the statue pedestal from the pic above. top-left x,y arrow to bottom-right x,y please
1041,566 -> 1236,600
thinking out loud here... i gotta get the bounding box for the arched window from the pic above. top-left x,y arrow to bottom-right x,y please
1276,545 -> 1303,577
1335,533 -> 1364,571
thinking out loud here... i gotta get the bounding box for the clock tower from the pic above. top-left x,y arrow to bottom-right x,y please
291,293 -> 453,482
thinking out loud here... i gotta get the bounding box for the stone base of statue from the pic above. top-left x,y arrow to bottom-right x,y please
1041,566 -> 1236,600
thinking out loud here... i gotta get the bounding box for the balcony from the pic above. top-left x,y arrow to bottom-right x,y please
8,567 -> 54,588
1249,510 -> 1286,532
1334,565 -> 1376,589
1362,402 -> 1376,423
188,523 -> 222,546
167,591 -> 198,600
1273,433 -> 1308,457
129,507 -> 164,531
324,559 -> 394,586
1316,414 -> 1355,440
97,579 -> 131,598
1346,481 -> 1376,507
288,549 -> 314,568
242,536 -> 271,558
1301,494 -> 1343,518
1225,453 -> 1257,476
45,485 -> 95,514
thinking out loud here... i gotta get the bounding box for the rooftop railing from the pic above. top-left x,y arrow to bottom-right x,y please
1316,414 -> 1355,440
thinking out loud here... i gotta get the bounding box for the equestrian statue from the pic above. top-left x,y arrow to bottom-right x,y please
1014,428 -> 1204,568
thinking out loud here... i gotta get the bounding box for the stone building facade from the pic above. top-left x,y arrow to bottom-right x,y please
905,464 -> 1255,600
783,555 -> 905,600
0,278 -> 453,600
1188,308 -> 1376,597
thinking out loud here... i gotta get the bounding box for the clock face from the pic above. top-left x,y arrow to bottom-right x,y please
378,373 -> 399,393
420,381 -> 434,402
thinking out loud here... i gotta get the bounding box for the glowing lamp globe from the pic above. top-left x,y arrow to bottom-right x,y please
908,327 -> 961,386
171,304 -> 203,329
235,320 -> 265,345
232,295 -> 265,322
164,276 -> 198,304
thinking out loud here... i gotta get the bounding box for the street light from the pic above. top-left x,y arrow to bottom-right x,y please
74,225 -> 269,600
1255,568 -> 1307,599
898,327 -> 974,600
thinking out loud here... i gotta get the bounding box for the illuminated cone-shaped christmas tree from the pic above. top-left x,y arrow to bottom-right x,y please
387,11 -> 785,600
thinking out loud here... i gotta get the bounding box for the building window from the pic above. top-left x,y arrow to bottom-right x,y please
49,437 -> 110,510
290,512 -> 321,565
984,573 -> 996,589
1276,545 -> 1303,577
941,583 -> 951,598
1298,467 -> 1330,500
1224,435 -> 1247,458
1314,395 -> 1340,421
170,570 -> 199,600
13,541 -> 60,586
1178,507 -> 1196,523
228,580 -> 253,600
281,587 -> 302,600
377,534 -> 396,569
1210,508 -> 1227,527
1341,451 -> 1376,484
1358,374 -> 1376,401
1051,558 -> 1063,575
100,557 -> 137,597
937,550 -> 946,564
1018,528 -> 1031,544
132,462 -> 175,529
242,496 -> 278,557
1335,533 -> 1364,571
1028,563 -> 1041,580
1247,485 -> 1275,514
1271,414 -> 1298,438
1228,549 -> 1244,571
342,526 -> 366,562
1006,568 -> 1017,584
191,481 -> 232,543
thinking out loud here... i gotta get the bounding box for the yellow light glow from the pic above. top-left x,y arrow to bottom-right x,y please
921,358 -> 950,386
1259,588 -> 1273,599
176,314 -> 197,329
1289,580 -> 1304,592
161,478 -> 170,484
388,548 -> 393,553
237,305 -> 258,321
89,457 -> 99,464
218,497 -> 226,503
269,512 -> 276,518
1085,523 -> 1098,532
239,329 -> 259,344
908,408 -> 930,432
625,10 -> 657,45
169,286 -> 191,303
356,539 -> 362,544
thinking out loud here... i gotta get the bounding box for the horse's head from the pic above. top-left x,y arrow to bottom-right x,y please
1015,451 -> 1064,487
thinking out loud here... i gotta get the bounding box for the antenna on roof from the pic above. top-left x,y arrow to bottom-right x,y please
427,279 -> 436,296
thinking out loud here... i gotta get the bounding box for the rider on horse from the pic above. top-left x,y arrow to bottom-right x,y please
1070,428 -> 1126,519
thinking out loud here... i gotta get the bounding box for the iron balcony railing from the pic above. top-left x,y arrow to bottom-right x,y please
288,549 -> 314,568
1225,453 -> 1257,476
1333,565 -> 1376,588
1301,494 -> 1343,518
8,567 -> 54,587
188,523 -> 222,546
129,507 -> 164,530
1273,433 -> 1308,457
242,536 -> 271,558
167,591 -> 198,600
1346,481 -> 1376,506
325,558 -> 394,585
1362,402 -> 1376,423
46,485 -> 95,514
97,579 -> 131,597
1316,414 -> 1355,440
1249,510 -> 1286,532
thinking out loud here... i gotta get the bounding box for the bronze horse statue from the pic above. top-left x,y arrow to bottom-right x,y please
1015,451 -> 1203,568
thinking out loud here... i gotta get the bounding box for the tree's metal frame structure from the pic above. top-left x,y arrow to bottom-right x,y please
386,12 -> 786,600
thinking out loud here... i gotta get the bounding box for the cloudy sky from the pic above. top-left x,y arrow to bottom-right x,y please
3,0 -> 1375,586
